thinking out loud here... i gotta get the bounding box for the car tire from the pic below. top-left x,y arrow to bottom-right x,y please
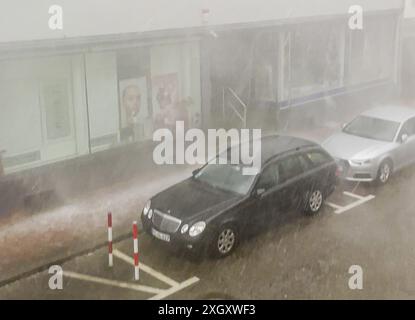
210,223 -> 239,258
376,159 -> 393,185
304,188 -> 324,215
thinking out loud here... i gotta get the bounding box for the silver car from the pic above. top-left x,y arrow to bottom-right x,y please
322,106 -> 415,184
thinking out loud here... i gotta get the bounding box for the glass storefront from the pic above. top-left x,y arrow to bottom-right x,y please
289,20 -> 345,99
0,54 -> 89,173
347,14 -> 397,85
0,13 -> 400,174
85,41 -> 202,153
0,40 -> 202,172
279,14 -> 397,103
207,13 -> 399,130
251,31 -> 279,102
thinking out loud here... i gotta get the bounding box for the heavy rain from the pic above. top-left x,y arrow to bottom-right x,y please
0,0 -> 415,304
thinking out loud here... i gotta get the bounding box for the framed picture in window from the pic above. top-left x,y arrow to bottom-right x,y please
119,77 -> 151,141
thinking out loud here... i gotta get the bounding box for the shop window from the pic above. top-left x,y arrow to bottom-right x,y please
252,32 -> 278,102
347,15 -> 396,85
290,22 -> 343,98
117,48 -> 153,143
0,55 -> 86,173
41,80 -> 72,140
150,43 -> 202,133
85,41 -> 202,152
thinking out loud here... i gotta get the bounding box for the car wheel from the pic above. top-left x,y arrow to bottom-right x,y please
304,188 -> 324,215
211,224 -> 238,258
376,160 -> 393,185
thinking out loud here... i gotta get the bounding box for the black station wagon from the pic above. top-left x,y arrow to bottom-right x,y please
141,135 -> 337,257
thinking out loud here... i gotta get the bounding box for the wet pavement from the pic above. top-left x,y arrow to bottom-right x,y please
1,165 -> 415,299
0,164 -> 196,284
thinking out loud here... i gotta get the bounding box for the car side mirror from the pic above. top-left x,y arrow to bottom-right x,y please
192,168 -> 201,176
255,188 -> 266,197
401,133 -> 409,143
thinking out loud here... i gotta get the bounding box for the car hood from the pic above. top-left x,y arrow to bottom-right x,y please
322,131 -> 391,160
151,177 -> 243,221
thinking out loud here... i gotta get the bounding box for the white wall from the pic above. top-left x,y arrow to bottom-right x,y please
405,0 -> 415,18
0,0 -> 403,43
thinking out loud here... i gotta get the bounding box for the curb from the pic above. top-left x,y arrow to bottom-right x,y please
0,225 -> 143,288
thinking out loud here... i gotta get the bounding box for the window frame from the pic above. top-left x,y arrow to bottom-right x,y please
255,161 -> 280,193
277,153 -> 306,185
397,117 -> 415,142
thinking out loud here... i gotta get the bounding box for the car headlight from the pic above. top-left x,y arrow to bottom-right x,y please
350,159 -> 372,166
181,224 -> 189,234
148,209 -> 153,219
143,200 -> 151,216
189,221 -> 206,237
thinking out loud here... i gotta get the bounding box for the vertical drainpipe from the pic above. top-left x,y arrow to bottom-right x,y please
287,30 -> 292,110
277,31 -> 286,131
82,53 -> 92,155
200,36 -> 212,131
395,7 -> 404,98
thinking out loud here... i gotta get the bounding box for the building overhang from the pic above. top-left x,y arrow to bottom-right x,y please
0,0 -> 404,59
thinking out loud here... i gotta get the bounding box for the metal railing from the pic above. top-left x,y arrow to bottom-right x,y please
222,87 -> 247,128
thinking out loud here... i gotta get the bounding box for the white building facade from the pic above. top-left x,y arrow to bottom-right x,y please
0,0 -> 405,175
402,0 -> 415,100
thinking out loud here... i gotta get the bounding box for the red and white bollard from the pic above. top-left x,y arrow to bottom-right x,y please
108,212 -> 113,267
132,221 -> 139,281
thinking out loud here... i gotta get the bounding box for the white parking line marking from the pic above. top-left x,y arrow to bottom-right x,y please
113,249 -> 200,300
327,191 -> 375,214
343,191 -> 365,200
113,249 -> 179,287
325,202 -> 342,210
63,271 -> 162,294
351,181 -> 361,194
148,277 -> 200,300
334,194 -> 375,214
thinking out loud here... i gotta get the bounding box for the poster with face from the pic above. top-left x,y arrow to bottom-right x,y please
119,77 -> 151,141
119,77 -> 148,128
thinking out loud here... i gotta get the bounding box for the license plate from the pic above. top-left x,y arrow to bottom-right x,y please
151,228 -> 170,242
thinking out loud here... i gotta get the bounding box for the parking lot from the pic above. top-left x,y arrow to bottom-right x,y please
1,167 -> 415,300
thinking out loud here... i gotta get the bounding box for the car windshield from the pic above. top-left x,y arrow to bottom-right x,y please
343,115 -> 400,142
194,159 -> 257,195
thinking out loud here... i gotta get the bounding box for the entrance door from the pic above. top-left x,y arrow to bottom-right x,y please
39,78 -> 77,162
